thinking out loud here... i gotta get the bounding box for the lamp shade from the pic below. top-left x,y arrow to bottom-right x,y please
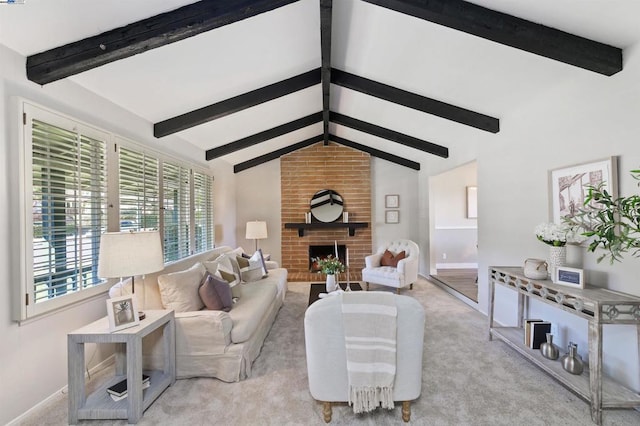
245,221 -> 268,240
98,231 -> 164,278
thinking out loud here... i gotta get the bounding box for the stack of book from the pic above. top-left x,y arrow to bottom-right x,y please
107,375 -> 150,402
524,319 -> 552,350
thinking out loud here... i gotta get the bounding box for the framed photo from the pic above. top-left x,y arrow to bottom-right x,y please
385,194 -> 399,208
385,210 -> 399,224
554,266 -> 585,289
106,295 -> 140,332
466,186 -> 478,219
549,157 -> 618,224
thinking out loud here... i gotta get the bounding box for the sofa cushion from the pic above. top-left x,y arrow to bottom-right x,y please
199,272 -> 232,312
228,281 -> 277,343
381,249 -> 406,267
157,262 -> 206,312
216,269 -> 242,299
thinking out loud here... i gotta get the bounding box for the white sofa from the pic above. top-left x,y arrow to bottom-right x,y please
108,246 -> 288,382
304,292 -> 425,422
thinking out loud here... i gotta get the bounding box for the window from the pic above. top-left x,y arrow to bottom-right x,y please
24,106 -> 110,319
19,102 -> 215,320
119,146 -> 159,231
193,171 -> 214,253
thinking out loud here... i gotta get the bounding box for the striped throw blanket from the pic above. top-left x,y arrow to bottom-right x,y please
341,291 -> 397,414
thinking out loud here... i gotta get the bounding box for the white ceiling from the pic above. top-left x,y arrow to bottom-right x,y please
2,0 -> 640,168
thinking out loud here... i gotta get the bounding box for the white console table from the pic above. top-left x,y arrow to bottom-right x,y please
68,310 -> 175,424
488,266 -> 640,425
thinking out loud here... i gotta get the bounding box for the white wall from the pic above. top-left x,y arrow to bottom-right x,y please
478,44 -> 640,392
0,44 -> 218,425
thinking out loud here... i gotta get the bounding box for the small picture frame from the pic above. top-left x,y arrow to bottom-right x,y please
385,210 -> 400,224
106,295 -> 140,332
554,266 -> 584,289
385,194 -> 399,208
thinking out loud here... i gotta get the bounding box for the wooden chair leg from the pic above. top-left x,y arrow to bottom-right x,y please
402,401 -> 411,422
323,401 -> 332,423
410,283 -> 413,290
365,282 -> 369,291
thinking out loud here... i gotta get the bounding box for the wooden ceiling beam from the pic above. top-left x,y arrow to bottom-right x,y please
320,0 -> 333,145
330,134 -> 420,170
362,0 -> 622,76
331,68 -> 499,133
27,0 -> 300,84
154,68 -> 320,137
233,134 -> 322,173
205,112 -> 321,161
330,111 -> 449,158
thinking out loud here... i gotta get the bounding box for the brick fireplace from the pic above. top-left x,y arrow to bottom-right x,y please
281,142 -> 372,282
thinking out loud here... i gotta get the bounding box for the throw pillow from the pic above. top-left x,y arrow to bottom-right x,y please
217,269 -> 242,299
236,249 -> 268,282
380,249 -> 406,267
202,259 -> 220,276
157,262 -> 206,312
199,272 -> 233,312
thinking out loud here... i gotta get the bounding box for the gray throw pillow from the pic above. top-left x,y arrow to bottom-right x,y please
198,272 -> 232,312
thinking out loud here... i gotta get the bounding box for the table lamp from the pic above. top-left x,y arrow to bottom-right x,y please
245,220 -> 268,251
98,230 -> 164,320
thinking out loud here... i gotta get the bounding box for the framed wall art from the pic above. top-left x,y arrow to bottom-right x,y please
385,194 -> 399,208
385,210 -> 399,224
549,157 -> 618,224
106,295 -> 140,332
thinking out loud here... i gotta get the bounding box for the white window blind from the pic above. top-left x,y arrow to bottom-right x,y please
119,146 -> 159,231
162,161 -> 191,262
31,118 -> 107,306
193,171 -> 214,253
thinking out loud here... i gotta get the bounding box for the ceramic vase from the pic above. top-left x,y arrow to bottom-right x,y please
540,333 -> 559,360
326,274 -> 337,292
548,245 -> 567,281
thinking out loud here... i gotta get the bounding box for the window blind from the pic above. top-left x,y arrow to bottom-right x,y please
31,119 -> 107,303
119,146 -> 160,231
193,171 -> 214,253
162,161 -> 191,262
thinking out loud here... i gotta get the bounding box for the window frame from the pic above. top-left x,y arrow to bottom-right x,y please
17,101 -> 215,321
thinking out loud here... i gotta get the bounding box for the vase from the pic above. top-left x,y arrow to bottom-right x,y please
548,246 -> 566,281
326,274 -> 337,292
540,333 -> 559,360
560,342 -> 584,375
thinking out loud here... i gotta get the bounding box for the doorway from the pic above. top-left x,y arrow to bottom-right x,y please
428,161 -> 478,305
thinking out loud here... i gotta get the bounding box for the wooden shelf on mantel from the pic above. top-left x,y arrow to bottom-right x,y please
284,222 -> 368,237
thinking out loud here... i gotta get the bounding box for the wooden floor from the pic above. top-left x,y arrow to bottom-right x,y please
430,269 -> 478,302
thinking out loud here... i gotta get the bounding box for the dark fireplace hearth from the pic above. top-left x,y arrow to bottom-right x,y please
309,244 -> 346,272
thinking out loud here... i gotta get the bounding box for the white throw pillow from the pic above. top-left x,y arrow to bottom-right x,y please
157,262 -> 206,312
236,249 -> 268,282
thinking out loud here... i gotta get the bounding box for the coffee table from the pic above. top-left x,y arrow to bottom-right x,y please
308,282 -> 363,306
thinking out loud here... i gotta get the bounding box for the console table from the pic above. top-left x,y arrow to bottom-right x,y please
68,310 -> 175,424
488,267 -> 640,424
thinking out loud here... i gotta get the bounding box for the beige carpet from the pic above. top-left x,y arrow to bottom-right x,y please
17,279 -> 640,425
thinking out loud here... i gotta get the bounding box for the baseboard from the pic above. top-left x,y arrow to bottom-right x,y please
435,262 -> 478,269
7,355 -> 114,426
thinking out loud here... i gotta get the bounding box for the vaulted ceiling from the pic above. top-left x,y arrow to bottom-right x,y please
2,0 -> 640,172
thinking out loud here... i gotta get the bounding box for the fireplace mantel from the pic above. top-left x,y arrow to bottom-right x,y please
284,222 -> 368,237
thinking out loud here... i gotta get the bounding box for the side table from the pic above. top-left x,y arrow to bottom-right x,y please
68,310 -> 175,424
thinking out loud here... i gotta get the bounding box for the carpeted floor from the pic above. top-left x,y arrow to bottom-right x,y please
17,279 -> 640,425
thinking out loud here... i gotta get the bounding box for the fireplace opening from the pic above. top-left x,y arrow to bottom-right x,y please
309,244 -> 346,272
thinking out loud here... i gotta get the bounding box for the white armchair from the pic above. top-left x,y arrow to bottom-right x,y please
304,292 -> 425,422
362,239 -> 419,293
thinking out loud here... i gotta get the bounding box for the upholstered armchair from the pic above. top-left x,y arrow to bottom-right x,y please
362,239 -> 419,293
304,292 -> 425,422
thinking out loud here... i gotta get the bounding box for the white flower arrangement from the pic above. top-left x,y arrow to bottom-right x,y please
534,222 -> 580,247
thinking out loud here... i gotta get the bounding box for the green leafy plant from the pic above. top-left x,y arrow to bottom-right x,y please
564,169 -> 640,263
313,254 -> 345,274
